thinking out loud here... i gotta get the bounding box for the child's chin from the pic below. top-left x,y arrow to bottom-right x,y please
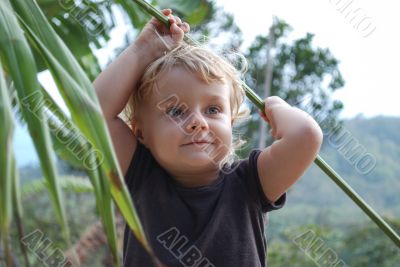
182,154 -> 219,167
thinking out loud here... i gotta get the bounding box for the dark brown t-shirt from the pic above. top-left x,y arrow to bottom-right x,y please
123,142 -> 286,267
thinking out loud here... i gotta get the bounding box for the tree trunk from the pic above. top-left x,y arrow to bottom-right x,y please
258,18 -> 275,149
65,212 -> 125,266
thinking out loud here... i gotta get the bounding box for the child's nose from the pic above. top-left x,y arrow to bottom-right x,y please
185,113 -> 208,132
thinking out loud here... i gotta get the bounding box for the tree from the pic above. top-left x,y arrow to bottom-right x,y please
339,220 -> 400,266
241,18 -> 345,152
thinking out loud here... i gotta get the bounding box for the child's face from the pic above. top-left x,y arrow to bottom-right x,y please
136,66 -> 233,176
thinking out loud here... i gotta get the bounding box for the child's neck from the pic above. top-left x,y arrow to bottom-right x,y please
170,168 -> 220,188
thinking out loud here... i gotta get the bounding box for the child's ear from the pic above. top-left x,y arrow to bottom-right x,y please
135,128 -> 145,143
132,119 -> 145,143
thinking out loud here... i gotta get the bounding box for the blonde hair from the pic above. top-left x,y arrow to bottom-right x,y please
124,44 -> 250,157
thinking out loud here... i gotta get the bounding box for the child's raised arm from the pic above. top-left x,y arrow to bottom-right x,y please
93,9 -> 189,174
257,96 -> 323,202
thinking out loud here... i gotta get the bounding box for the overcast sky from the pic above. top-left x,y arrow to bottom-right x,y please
217,0 -> 400,118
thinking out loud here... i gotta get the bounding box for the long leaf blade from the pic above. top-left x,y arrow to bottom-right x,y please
22,21 -> 153,257
39,90 -> 121,264
10,0 -> 95,99
0,0 -> 70,244
0,61 -> 14,238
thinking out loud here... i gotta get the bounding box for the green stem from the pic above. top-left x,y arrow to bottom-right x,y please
12,156 -> 31,267
133,0 -> 197,45
2,234 -> 12,267
132,0 -> 400,249
314,155 -> 400,247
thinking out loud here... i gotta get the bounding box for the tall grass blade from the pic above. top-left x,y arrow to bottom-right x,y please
11,154 -> 31,267
10,0 -> 95,99
0,60 -> 14,247
0,0 -> 70,244
95,165 -> 121,265
39,87 -> 121,265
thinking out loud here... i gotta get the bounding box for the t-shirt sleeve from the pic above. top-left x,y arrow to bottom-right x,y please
235,149 -> 286,213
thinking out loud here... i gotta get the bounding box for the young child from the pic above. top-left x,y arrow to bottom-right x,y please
94,9 -> 322,267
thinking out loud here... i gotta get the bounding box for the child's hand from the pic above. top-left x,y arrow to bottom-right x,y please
133,9 -> 190,62
259,96 -> 314,140
257,96 -> 322,202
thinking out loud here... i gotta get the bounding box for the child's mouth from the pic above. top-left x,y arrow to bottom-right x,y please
183,140 -> 212,146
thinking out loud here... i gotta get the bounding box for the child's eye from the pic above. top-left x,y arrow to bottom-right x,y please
166,107 -> 184,118
206,106 -> 221,115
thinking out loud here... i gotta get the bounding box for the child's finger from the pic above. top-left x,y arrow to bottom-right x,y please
149,9 -> 173,32
161,9 -> 172,16
259,110 -> 278,138
180,22 -> 190,33
259,111 -> 270,123
148,18 -> 167,33
169,15 -> 189,31
149,9 -> 188,36
174,16 -> 182,25
168,16 -> 175,25
170,23 -> 184,42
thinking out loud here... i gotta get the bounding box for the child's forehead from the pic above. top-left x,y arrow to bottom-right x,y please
152,68 -> 230,103
157,65 -> 218,81
156,66 -> 229,91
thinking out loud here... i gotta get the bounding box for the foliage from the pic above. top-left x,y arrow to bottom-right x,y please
239,18 -> 344,153
300,116 -> 400,219
267,116 -> 400,266
10,180 -> 99,266
267,221 -> 400,266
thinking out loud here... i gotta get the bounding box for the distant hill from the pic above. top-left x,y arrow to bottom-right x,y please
269,115 -> 400,233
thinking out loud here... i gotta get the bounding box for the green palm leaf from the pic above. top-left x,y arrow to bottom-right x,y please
22,176 -> 94,196
0,62 -> 14,238
11,154 -> 30,267
38,82 -> 122,264
0,0 -> 70,244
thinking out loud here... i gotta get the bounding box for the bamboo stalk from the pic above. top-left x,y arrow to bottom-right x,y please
314,155 -> 400,247
132,0 -> 400,249
133,0 -> 197,45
